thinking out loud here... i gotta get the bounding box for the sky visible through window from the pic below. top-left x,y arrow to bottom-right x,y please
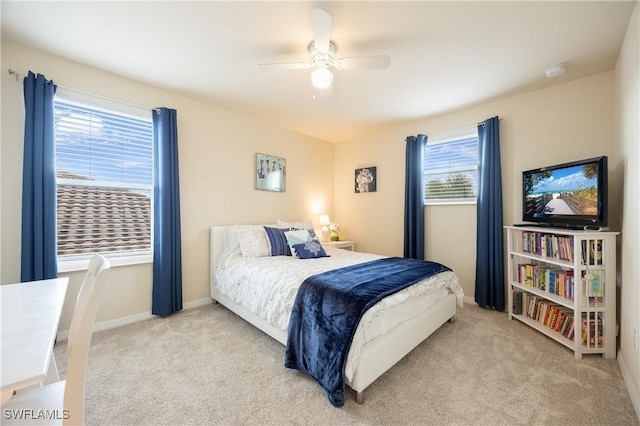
425,136 -> 478,174
54,100 -> 153,186
424,135 -> 479,200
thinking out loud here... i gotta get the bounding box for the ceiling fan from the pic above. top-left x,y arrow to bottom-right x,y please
259,9 -> 391,92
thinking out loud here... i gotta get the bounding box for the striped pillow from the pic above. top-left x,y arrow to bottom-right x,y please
264,226 -> 292,256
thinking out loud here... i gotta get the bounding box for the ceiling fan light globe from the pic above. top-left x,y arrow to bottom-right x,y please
311,68 -> 333,89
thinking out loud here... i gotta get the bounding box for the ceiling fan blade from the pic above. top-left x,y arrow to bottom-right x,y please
259,62 -> 314,70
311,8 -> 332,54
334,55 -> 391,70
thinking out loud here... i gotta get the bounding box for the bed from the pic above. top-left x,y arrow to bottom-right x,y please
209,223 -> 464,406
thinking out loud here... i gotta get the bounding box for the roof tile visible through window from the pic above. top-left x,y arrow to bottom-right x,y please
56,172 -> 151,257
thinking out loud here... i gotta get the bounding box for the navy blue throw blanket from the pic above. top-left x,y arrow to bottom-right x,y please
284,257 -> 450,407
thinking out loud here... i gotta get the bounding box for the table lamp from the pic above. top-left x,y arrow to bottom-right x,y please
319,214 -> 331,241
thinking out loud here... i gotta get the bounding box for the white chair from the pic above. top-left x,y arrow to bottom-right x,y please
2,254 -> 110,425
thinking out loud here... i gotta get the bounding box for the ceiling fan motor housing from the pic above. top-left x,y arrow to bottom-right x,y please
310,41 -> 336,68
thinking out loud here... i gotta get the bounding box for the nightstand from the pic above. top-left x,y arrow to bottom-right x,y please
323,240 -> 356,251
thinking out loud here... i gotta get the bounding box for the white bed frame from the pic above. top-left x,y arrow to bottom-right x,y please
209,225 -> 457,404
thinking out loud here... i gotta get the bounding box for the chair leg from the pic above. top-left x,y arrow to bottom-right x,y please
355,391 -> 364,404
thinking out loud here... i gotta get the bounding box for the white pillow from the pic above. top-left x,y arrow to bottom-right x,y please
277,219 -> 313,230
223,227 -> 240,251
234,225 -> 270,257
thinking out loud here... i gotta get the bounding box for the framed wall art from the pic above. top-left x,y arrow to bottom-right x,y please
256,153 -> 286,192
355,166 -> 376,193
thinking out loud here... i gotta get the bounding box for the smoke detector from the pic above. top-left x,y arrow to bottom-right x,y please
545,64 -> 566,78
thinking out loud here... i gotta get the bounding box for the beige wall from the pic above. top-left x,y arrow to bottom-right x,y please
614,2 -> 640,417
0,41 -> 335,331
335,72 -> 620,301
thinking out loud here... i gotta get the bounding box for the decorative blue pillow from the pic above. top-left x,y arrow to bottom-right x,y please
264,226 -> 292,256
292,241 -> 329,259
307,228 -> 320,240
284,228 -> 329,259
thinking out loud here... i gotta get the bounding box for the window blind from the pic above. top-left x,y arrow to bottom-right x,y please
424,135 -> 479,203
54,97 -> 153,258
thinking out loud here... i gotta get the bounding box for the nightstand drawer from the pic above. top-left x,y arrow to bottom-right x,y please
323,240 -> 355,251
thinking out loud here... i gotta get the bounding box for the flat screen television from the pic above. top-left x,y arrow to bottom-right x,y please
522,156 -> 608,229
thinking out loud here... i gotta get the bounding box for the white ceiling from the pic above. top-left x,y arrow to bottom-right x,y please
1,1 -> 635,143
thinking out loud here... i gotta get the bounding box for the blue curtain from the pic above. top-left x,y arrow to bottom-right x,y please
403,134 -> 426,259
21,71 -> 58,282
475,116 -> 504,310
152,108 -> 183,316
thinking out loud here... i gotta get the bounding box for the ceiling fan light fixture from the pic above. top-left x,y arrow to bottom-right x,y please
311,67 -> 333,89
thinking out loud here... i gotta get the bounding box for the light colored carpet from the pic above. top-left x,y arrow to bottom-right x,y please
54,303 -> 638,425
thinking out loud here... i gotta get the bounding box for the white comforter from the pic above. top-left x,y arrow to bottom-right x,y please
214,245 -> 464,381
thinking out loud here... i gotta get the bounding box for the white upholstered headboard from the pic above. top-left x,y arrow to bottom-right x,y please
209,224 -> 277,298
209,225 -> 230,298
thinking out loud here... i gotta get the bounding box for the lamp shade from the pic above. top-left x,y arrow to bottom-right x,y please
319,214 -> 331,226
319,214 -> 330,241
311,68 -> 333,89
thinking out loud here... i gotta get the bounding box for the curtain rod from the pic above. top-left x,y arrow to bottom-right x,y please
477,117 -> 502,127
7,68 -> 160,113
7,68 -> 20,81
428,117 -> 502,139
443,123 -> 477,134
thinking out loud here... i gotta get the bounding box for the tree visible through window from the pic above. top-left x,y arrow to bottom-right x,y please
424,133 -> 479,203
54,92 -> 153,260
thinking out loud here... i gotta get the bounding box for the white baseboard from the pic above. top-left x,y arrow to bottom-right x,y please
463,295 -> 477,305
618,351 -> 640,421
183,297 -> 214,309
56,297 -> 213,341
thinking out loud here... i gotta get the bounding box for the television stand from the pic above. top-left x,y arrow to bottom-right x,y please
505,225 -> 619,359
550,224 -> 587,231
513,223 -> 606,231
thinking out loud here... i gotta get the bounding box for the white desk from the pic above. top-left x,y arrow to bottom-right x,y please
1,277 -> 69,404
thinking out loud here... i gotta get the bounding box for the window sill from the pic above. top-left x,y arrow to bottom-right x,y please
425,199 -> 477,206
58,253 -> 152,273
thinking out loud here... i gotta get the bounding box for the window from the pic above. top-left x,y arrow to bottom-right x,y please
54,89 -> 153,266
424,128 -> 479,204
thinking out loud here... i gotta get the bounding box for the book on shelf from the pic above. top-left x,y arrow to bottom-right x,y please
523,294 -> 574,340
581,313 -> 604,348
516,263 -> 575,301
512,291 -> 523,315
565,317 -> 575,341
525,232 -> 574,262
553,308 -> 568,332
581,239 -> 603,266
588,296 -> 604,307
